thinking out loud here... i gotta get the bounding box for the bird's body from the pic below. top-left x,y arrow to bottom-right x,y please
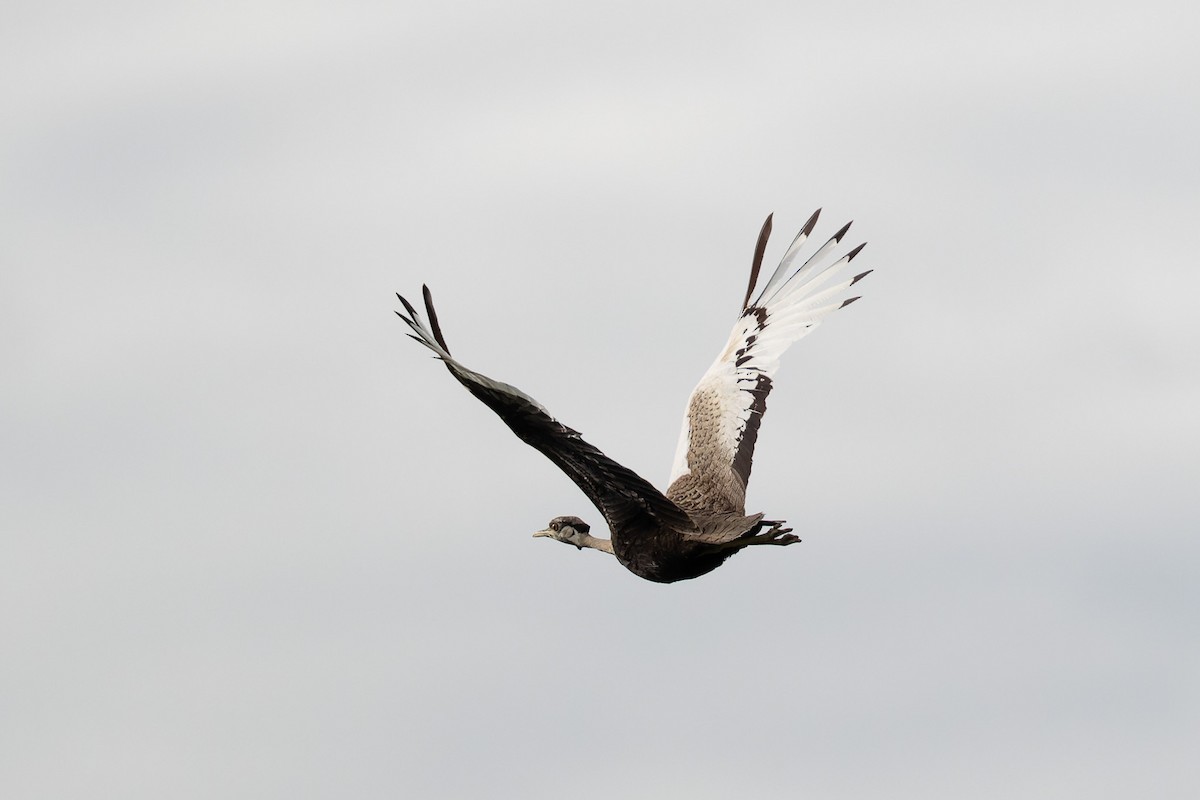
614,530 -> 731,584
396,210 -> 870,583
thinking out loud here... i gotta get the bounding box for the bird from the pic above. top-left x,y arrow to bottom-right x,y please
395,209 -> 870,583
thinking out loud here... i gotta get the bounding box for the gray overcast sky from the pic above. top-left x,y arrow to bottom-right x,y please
3,1 -> 1198,797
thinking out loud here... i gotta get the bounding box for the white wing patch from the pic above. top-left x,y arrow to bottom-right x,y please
668,211 -> 869,494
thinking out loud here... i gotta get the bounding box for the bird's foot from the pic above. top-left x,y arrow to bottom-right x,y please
743,520 -> 800,546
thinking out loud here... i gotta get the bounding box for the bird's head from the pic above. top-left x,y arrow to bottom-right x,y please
532,515 -> 592,549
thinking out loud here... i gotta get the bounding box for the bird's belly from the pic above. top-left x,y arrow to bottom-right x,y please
613,540 -> 731,584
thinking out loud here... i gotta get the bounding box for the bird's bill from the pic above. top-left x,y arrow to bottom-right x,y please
532,529 -> 554,539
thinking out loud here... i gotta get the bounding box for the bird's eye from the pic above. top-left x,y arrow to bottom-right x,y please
550,521 -> 560,531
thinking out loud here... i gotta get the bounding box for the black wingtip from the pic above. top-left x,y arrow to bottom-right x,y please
742,213 -> 774,312
840,295 -> 862,308
800,208 -> 822,238
850,269 -> 873,286
846,242 -> 867,261
831,220 -> 852,243
396,292 -> 420,321
395,309 -> 421,331
421,285 -> 451,354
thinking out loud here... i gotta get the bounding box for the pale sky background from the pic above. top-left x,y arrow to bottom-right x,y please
3,1 -> 1199,798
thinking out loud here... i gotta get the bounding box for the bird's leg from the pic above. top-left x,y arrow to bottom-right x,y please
739,520 -> 800,547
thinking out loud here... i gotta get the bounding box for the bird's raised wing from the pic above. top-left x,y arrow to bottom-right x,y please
396,286 -> 694,534
666,210 -> 870,514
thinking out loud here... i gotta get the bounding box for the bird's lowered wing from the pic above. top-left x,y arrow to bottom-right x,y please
666,211 -> 870,513
396,287 -> 694,534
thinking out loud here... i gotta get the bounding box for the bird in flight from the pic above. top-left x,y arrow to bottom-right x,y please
395,210 -> 870,583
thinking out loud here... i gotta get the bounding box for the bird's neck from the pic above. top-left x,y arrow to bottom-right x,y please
580,533 -> 615,555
